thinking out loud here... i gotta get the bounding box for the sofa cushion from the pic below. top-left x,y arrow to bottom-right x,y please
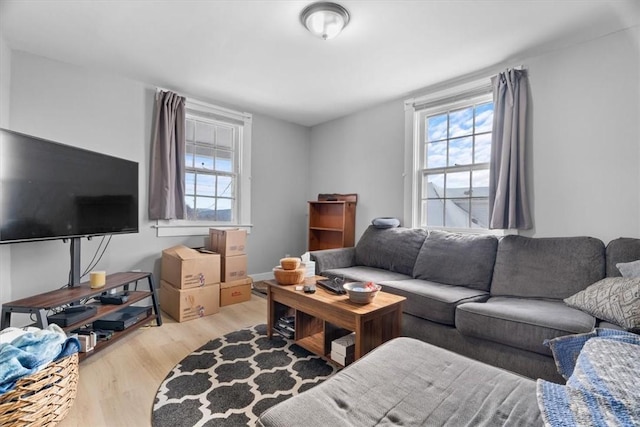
564,277 -> 640,331
490,235 -> 605,299
616,259 -> 640,278
322,266 -> 412,284
380,279 -> 489,325
354,226 -> 426,276
605,237 -> 640,277
456,297 -> 596,356
413,230 -> 498,291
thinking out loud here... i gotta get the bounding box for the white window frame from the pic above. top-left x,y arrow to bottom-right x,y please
404,78 -> 510,235
155,97 -> 252,237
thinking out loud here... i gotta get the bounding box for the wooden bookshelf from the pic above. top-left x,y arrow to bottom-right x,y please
308,193 -> 356,251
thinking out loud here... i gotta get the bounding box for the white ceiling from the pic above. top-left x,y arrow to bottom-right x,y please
1,0 -> 638,127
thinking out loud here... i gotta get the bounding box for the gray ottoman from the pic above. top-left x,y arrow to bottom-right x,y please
258,337 -> 542,426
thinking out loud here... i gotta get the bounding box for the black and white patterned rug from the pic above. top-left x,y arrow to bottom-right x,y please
152,324 -> 340,426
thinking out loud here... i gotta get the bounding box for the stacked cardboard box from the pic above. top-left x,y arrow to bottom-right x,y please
160,245 -> 221,322
208,228 -> 251,306
331,333 -> 355,366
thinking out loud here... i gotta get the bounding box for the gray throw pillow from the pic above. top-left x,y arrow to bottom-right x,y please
617,260 -> 640,278
564,277 -> 640,331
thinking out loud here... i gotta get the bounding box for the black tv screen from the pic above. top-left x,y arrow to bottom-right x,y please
0,128 -> 139,244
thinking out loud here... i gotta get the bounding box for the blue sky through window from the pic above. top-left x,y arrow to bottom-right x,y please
423,99 -> 493,228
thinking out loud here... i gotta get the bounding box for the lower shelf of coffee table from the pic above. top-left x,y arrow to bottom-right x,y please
296,331 -> 325,356
272,303 -> 352,363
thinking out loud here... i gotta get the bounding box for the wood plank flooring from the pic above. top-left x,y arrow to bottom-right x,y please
58,295 -> 267,427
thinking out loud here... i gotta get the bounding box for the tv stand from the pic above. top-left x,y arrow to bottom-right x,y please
1,272 -> 162,361
68,236 -> 82,286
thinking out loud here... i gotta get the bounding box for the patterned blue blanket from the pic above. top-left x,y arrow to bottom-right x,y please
0,324 -> 80,394
537,330 -> 640,426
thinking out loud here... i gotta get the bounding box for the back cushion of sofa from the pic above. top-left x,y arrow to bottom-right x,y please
490,235 -> 605,299
354,226 -> 427,276
605,237 -> 640,277
412,230 -> 498,291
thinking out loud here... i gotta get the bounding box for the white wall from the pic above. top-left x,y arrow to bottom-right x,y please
0,35 -> 11,303
310,27 -> 640,244
249,114 -> 311,268
1,51 -> 311,311
526,27 -> 639,241
310,102 -> 405,242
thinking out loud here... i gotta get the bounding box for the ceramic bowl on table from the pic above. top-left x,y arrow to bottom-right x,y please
342,282 -> 381,304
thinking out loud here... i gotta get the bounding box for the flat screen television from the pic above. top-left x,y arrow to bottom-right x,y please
0,128 -> 139,244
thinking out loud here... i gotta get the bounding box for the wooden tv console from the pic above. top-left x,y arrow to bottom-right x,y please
1,271 -> 162,361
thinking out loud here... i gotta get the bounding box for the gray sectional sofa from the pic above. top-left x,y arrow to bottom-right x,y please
311,226 -> 640,383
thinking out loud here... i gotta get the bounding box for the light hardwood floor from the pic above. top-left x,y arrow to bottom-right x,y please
58,295 -> 267,427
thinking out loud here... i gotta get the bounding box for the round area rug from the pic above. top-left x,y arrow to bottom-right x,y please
151,324 -> 340,427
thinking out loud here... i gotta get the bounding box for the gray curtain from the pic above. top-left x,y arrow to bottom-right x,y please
149,90 -> 186,220
488,69 -> 532,230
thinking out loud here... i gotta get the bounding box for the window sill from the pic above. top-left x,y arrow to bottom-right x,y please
153,221 -> 252,237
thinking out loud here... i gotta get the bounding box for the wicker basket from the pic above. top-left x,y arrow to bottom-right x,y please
273,267 -> 305,285
280,257 -> 301,270
0,353 -> 79,427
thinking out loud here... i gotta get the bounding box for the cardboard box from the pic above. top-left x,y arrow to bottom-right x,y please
161,245 -> 220,289
208,228 -> 247,256
220,277 -> 253,306
331,332 -> 356,357
160,280 -> 220,322
221,254 -> 248,282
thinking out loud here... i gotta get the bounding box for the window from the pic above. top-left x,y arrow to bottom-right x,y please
185,116 -> 237,221
405,81 -> 494,232
155,98 -> 252,237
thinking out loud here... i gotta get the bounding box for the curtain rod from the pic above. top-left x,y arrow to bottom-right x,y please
155,87 -> 252,122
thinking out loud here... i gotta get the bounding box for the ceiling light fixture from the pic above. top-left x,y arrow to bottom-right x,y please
300,2 -> 350,40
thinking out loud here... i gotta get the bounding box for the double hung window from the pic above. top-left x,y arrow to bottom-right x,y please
156,99 -> 252,237
406,83 -> 494,232
185,116 -> 238,222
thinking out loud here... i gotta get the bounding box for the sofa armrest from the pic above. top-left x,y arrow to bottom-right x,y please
310,248 -> 356,274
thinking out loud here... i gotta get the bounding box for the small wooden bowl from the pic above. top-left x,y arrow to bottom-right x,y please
273,267 -> 305,285
280,257 -> 301,270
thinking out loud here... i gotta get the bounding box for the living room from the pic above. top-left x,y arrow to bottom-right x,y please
0,1 -> 639,426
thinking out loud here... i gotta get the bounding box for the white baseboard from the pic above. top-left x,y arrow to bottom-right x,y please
250,271 -> 275,281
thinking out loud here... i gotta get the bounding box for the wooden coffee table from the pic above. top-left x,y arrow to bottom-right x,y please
266,276 -> 405,363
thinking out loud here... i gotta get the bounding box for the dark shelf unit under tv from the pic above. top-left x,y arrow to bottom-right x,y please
0,271 -> 162,361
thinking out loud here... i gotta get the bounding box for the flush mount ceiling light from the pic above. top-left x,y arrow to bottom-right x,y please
300,2 -> 350,40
